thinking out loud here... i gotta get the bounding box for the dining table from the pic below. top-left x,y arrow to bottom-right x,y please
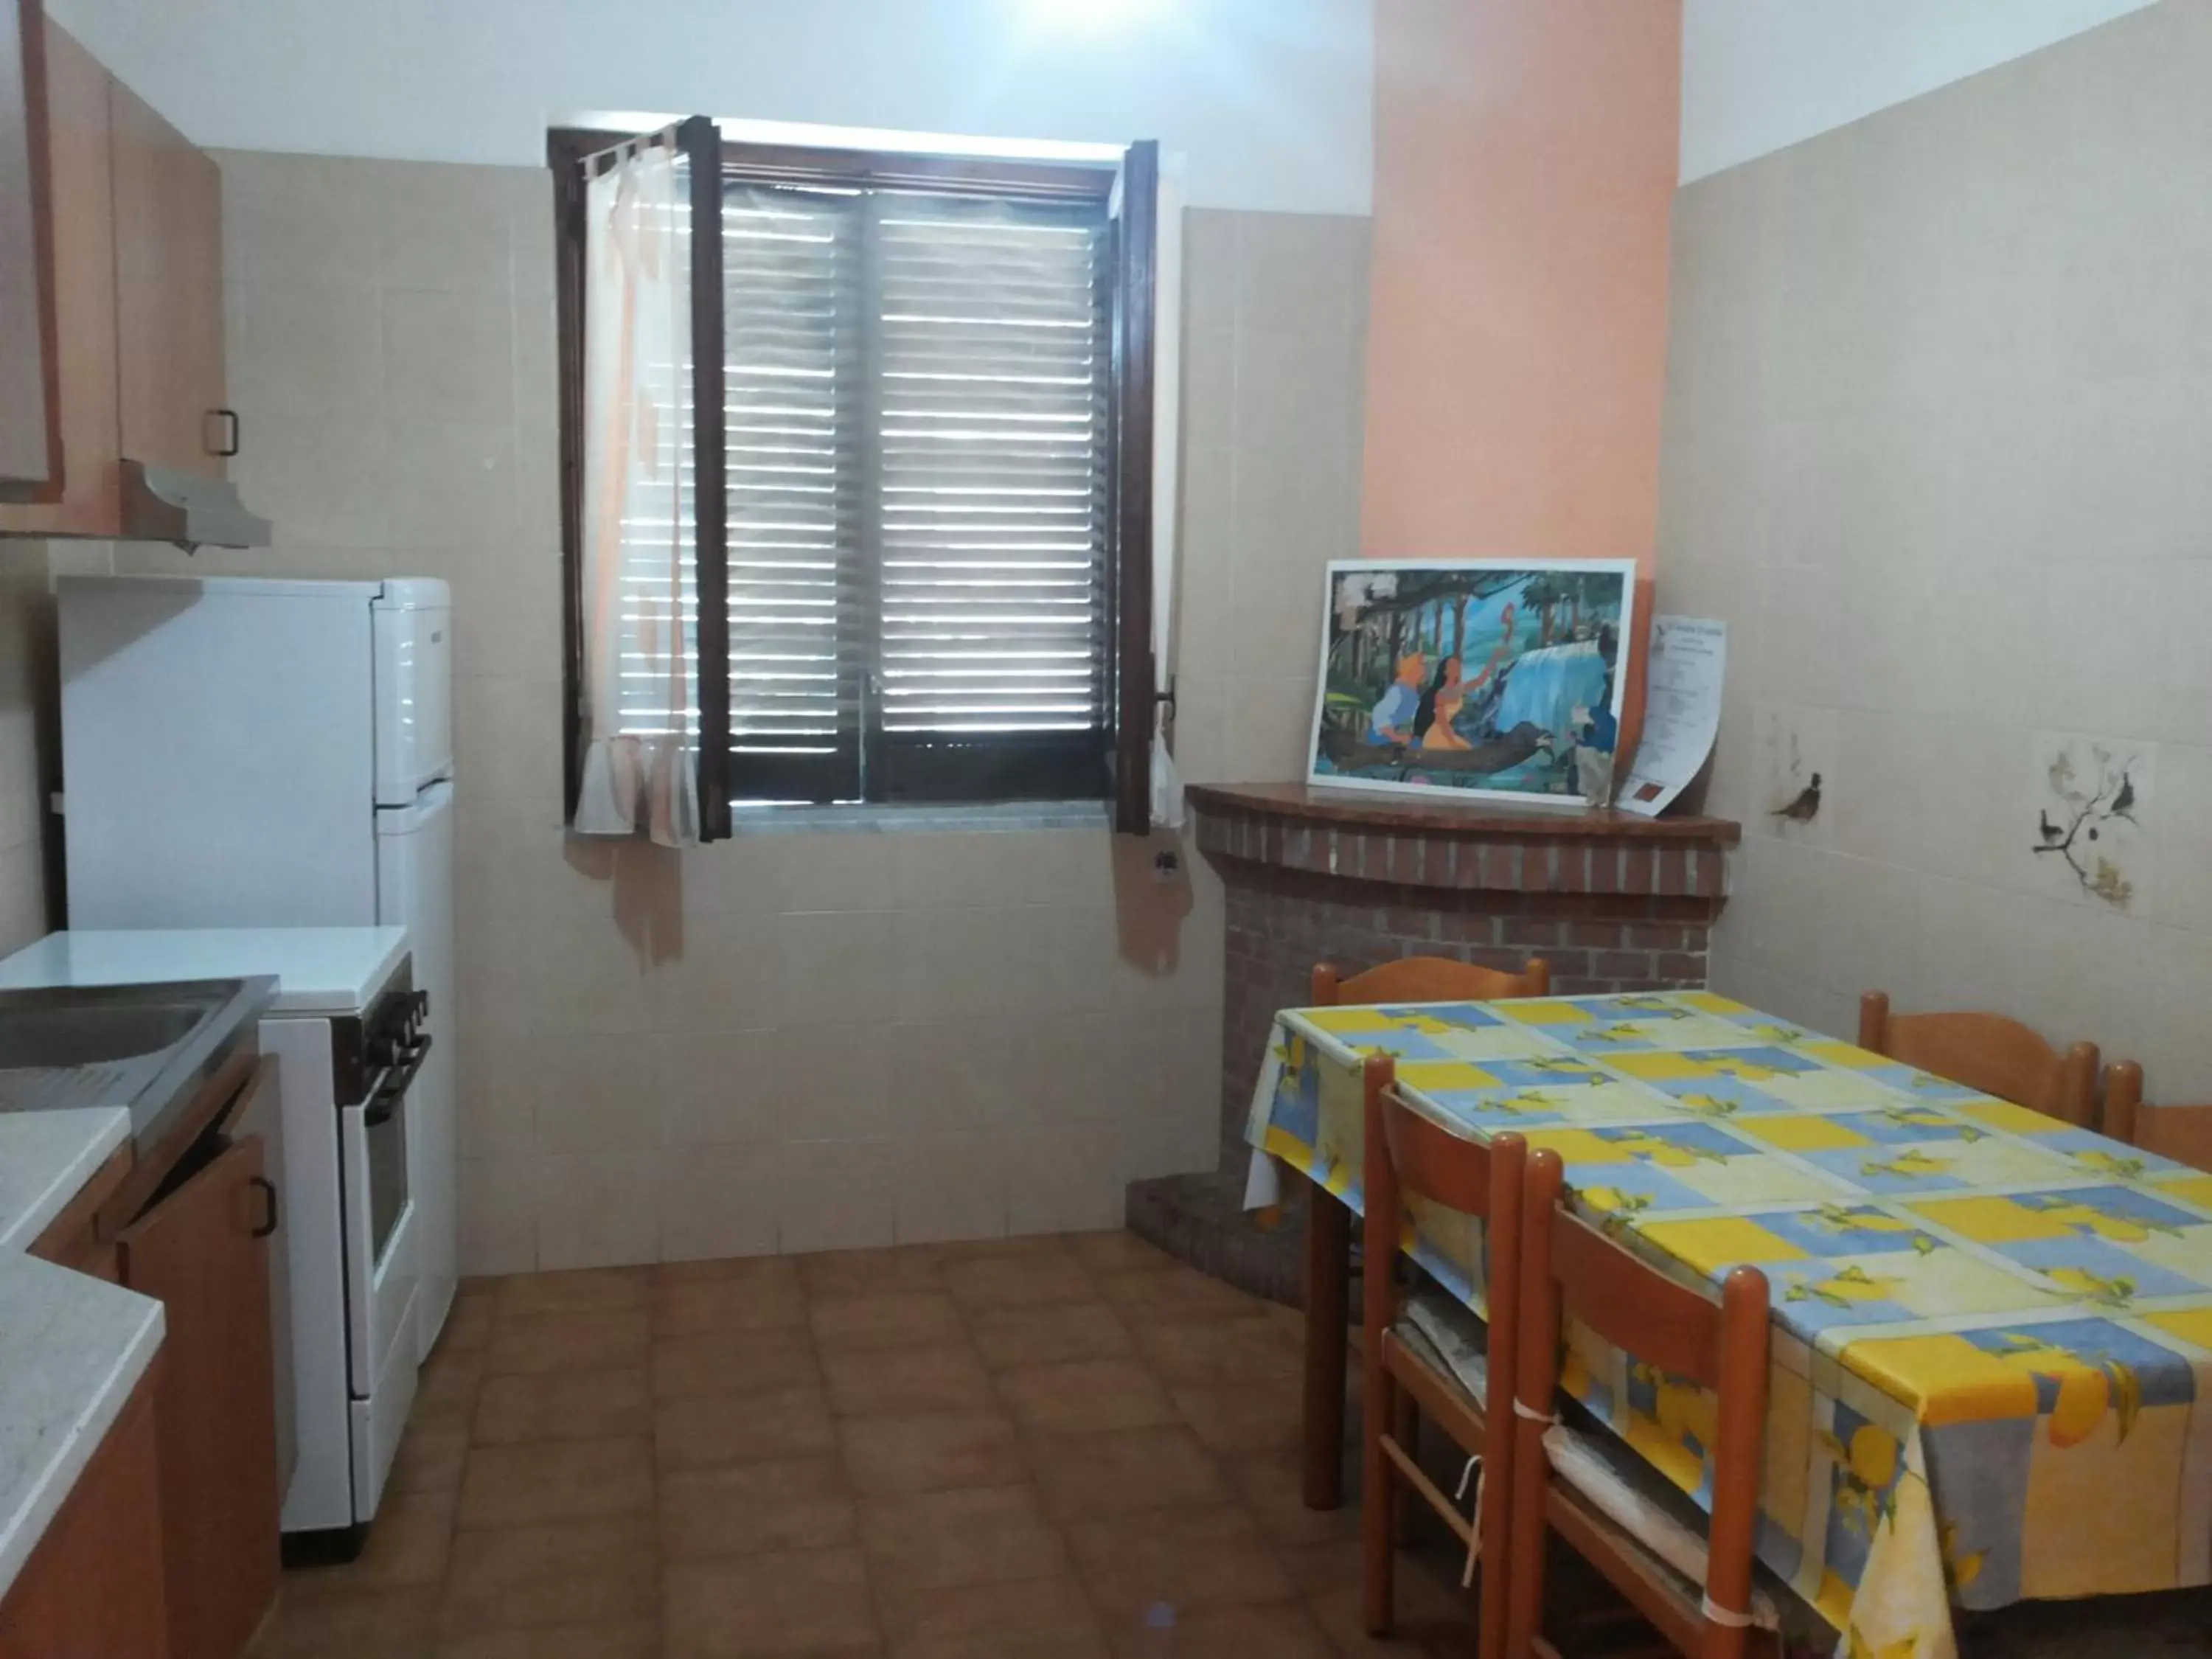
1244,987 -> 2212,1659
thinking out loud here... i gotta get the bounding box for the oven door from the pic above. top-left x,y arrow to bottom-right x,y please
339,1056 -> 421,1400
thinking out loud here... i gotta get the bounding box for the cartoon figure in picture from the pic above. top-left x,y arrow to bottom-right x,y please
1415,657 -> 1470,751
1414,605 -> 1520,751
1367,652 -> 1426,744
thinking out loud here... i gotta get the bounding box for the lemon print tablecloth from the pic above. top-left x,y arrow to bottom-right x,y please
1248,990 -> 2212,1659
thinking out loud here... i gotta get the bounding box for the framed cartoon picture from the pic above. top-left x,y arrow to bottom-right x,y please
1305,558 -> 1637,807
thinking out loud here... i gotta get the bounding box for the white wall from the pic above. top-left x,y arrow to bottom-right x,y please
1680,0 -> 2160,181
41,0 -> 1374,215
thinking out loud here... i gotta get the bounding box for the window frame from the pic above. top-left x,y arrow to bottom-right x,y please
549,125 -> 1158,837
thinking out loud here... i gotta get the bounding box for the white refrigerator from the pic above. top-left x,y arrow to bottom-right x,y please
58,574 -> 460,1360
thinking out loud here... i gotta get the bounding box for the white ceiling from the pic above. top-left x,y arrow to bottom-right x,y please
41,0 -> 1375,215
1678,0 -> 2162,181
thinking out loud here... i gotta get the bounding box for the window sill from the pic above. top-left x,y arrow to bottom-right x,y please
728,800 -> 1112,838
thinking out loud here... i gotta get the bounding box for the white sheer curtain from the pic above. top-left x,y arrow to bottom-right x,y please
574,133 -> 701,847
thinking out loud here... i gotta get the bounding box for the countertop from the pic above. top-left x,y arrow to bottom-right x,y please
0,925 -> 409,1014
0,1111 -> 163,1601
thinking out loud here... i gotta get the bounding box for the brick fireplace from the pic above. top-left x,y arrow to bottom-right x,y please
1127,782 -> 1742,1302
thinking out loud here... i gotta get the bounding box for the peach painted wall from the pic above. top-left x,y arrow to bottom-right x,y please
1360,0 -> 1682,574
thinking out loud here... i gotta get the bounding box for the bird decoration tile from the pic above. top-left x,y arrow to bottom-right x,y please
2026,735 -> 2150,912
1754,702 -> 1832,844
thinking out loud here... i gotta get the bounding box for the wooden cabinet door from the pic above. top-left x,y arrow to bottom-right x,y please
0,1369 -> 170,1659
109,70 -> 224,481
0,18 -> 116,534
119,1134 -> 280,1659
0,0 -> 62,497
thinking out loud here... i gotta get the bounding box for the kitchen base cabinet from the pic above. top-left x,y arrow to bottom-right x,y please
119,1127 -> 281,1659
0,1368 -> 169,1659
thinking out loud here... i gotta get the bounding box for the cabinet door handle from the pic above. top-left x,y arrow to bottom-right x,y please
205,408 -> 242,458
249,1175 -> 279,1239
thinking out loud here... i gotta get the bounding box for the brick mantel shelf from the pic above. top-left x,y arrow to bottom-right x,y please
1125,782 -> 1741,1303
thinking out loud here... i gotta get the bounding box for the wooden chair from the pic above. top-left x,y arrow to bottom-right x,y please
1508,1149 -> 1774,1659
1315,954 -> 1551,1008
1858,991 -> 2098,1127
2100,1062 -> 2212,1171
1297,952 -> 1551,1510
1361,1051 -> 1525,1659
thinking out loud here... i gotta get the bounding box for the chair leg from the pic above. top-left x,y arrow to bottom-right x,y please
1393,1385 -> 1420,1538
1363,1376 -> 1397,1635
1303,1180 -> 1351,1509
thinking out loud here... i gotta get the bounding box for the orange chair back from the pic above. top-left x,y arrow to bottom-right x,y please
2101,1062 -> 2212,1172
1315,955 -> 1550,1007
1361,1052 -> 1523,1659
1859,991 -> 2098,1127
1509,1149 -> 1771,1659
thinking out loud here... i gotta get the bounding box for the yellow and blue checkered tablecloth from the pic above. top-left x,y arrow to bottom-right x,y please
1248,990 -> 2212,1659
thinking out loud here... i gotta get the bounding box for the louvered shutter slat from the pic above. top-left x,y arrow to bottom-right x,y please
875,195 -> 1110,740
722,185 -> 863,783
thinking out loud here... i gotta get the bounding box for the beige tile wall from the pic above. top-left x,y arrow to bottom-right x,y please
52,155 -> 1369,1272
1656,1 -> 2212,1095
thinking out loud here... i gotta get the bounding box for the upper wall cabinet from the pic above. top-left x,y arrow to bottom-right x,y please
0,20 -> 114,535
0,0 -> 62,498
0,18 -> 265,544
111,74 -> 226,484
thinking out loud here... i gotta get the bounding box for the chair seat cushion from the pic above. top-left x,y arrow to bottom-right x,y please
1393,1284 -> 1489,1403
1542,1422 -> 1782,1632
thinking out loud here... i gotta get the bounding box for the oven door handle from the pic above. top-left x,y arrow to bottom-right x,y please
361,1033 -> 433,1128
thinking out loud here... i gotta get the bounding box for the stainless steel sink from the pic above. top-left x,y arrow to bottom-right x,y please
0,978 -> 276,1138
0,999 -> 212,1068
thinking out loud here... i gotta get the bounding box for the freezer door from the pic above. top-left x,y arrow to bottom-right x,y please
377,778 -> 456,1358
371,580 -> 453,807
60,574 -> 380,928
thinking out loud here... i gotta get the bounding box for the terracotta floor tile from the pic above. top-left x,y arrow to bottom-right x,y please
656,1254 -> 804,1290
799,1245 -> 951,1298
654,1325 -> 823,1399
1221,1449 -> 1363,1547
824,1341 -> 996,1418
484,1305 -> 651,1377
1096,1267 -> 1267,1326
436,1294 -> 497,1354
437,1621 -> 659,1659
655,1271 -> 813,1335
456,1436 -> 654,1528
661,1456 -> 858,1560
386,1423 -> 470,1495
873,1573 -> 1106,1659
1061,1230 -> 1178,1276
283,1488 -> 456,1595
1127,1315 -> 1301,1387
473,1366 -> 653,1444
1168,1376 -> 1306,1458
1064,1503 -> 1295,1633
664,1545 -> 883,1657
938,1251 -> 1093,1310
965,1302 -> 1134,1371
838,1409 -> 1025,1497
1284,1537 -> 1480,1659
1105,1601 -> 1337,1658
812,1290 -> 966,1352
1021,1423 -> 1229,1522
994,1359 -> 1178,1436
248,1585 -> 442,1658
412,1348 -> 489,1430
858,1485 -> 1068,1594
496,1265 -> 648,1318
656,1385 -> 838,1469
439,1514 -> 658,1635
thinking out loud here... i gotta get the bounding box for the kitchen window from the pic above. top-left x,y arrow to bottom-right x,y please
551,123 -> 1161,841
